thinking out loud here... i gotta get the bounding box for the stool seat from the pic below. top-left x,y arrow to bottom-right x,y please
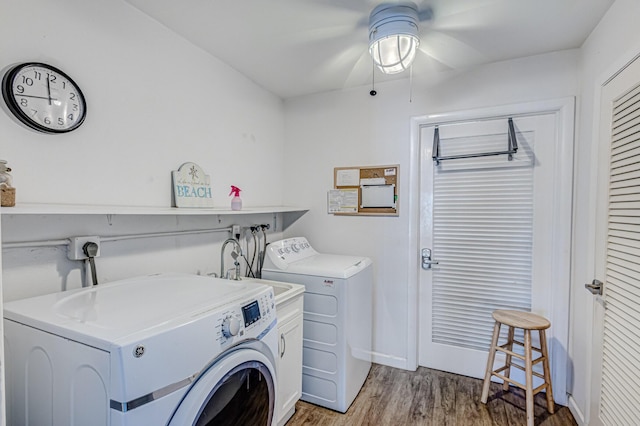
481,310 -> 554,426
492,310 -> 550,330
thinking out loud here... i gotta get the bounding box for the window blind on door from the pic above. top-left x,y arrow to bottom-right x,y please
432,128 -> 534,352
601,82 -> 640,426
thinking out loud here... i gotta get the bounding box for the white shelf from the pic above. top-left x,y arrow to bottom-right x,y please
0,203 -> 308,216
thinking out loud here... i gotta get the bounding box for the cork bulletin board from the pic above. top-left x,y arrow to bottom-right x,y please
329,165 -> 399,216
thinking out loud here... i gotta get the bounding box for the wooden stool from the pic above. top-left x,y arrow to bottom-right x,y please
480,310 -> 554,426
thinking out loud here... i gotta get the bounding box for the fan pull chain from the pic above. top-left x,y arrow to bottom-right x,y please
409,65 -> 413,103
370,60 -> 377,96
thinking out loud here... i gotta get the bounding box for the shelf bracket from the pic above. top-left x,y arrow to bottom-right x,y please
433,118 -> 519,165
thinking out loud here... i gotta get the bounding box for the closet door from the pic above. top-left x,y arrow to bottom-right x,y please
418,104 -> 573,405
589,55 -> 640,426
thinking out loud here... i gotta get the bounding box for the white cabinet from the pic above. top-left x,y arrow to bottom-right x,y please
275,291 -> 303,426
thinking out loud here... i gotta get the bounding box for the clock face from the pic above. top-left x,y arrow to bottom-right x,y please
1,62 -> 86,134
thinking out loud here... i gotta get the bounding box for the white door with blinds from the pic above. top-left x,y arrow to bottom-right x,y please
417,102 -> 573,406
590,55 -> 640,426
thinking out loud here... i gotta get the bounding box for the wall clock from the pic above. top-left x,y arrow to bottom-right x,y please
2,62 -> 86,134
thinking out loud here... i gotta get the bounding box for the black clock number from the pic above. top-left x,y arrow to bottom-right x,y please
58,118 -> 64,125
44,117 -> 51,125
21,76 -> 34,86
68,114 -> 74,121
70,93 -> 76,100
47,74 -> 57,84
16,85 -> 24,94
20,98 -> 28,107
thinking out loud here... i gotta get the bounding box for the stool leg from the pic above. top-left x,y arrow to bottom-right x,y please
481,321 -> 501,404
503,325 -> 515,391
539,329 -> 555,414
524,329 -> 534,426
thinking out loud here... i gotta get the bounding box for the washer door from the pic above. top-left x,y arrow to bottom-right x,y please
168,346 -> 276,426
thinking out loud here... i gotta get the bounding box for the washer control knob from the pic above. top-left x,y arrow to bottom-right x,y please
221,316 -> 241,338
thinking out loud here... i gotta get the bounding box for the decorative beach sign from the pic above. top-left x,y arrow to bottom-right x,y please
172,162 -> 214,208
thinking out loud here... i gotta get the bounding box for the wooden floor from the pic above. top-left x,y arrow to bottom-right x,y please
286,364 -> 577,426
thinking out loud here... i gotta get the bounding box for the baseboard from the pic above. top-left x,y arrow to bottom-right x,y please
568,395 -> 587,426
371,351 -> 414,370
277,406 -> 295,426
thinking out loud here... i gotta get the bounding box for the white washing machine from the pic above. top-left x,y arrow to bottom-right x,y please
262,237 -> 373,413
3,273 -> 278,426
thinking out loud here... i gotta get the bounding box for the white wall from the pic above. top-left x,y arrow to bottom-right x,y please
569,0 -> 640,423
0,0 -> 284,208
0,0 -> 286,298
283,50 -> 580,368
1,213 -> 285,301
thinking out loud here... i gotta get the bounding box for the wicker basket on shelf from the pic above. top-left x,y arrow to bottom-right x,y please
1,186 -> 15,207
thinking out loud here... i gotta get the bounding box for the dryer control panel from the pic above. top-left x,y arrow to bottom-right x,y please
265,237 -> 317,269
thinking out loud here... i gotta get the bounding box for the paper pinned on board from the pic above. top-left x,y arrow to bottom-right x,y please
335,169 -> 359,187
328,189 -> 358,213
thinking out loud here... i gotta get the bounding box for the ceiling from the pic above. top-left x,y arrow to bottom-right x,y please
125,0 -> 614,99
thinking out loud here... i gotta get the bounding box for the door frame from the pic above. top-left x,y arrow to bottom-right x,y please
408,99 -> 575,405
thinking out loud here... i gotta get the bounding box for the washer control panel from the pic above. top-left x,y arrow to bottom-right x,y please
221,315 -> 241,338
215,286 -> 275,344
265,237 -> 317,269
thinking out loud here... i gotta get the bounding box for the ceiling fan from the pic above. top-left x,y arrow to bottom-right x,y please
368,2 -> 431,74
289,0 -> 493,90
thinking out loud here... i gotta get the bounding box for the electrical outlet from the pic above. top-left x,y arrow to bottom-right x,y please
232,225 -> 241,239
68,236 -> 101,260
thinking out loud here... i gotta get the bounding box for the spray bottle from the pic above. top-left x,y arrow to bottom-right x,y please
229,185 -> 242,211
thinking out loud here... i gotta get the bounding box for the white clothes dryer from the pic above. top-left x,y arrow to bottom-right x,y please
262,237 -> 373,413
3,273 -> 278,426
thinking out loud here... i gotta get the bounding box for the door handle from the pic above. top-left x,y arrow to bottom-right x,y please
585,279 -> 603,296
280,333 -> 286,358
422,248 -> 439,270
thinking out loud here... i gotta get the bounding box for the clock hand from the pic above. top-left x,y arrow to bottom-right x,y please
46,77 -> 52,105
14,94 -> 58,101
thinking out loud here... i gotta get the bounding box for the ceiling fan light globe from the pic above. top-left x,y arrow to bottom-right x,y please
368,2 -> 420,75
369,34 -> 419,74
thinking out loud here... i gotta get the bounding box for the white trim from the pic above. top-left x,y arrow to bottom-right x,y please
412,98 -> 574,127
410,98 -> 575,405
407,117 -> 421,371
569,394 -> 587,426
371,351 -> 412,370
548,98 -> 575,408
